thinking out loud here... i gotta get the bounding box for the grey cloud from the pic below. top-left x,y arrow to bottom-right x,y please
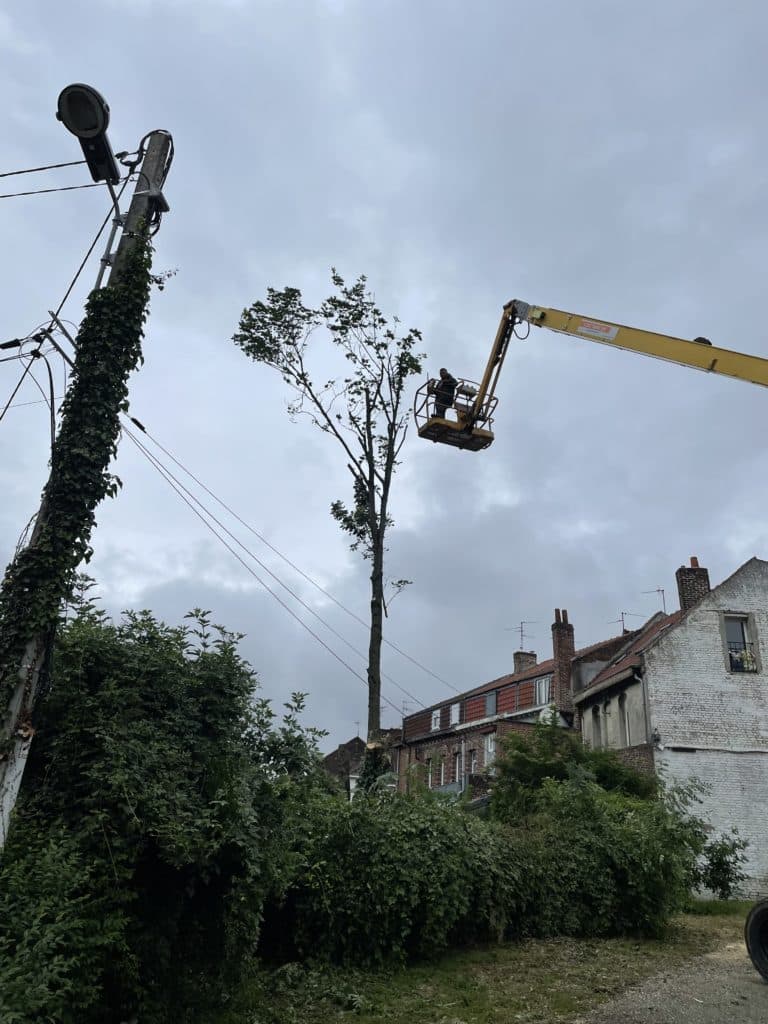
2,1 -> 768,752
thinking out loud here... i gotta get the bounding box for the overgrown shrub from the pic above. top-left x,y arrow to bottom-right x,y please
491,718 -> 656,821
259,791 -> 529,966
0,599 -> 324,1024
259,775 -> 710,967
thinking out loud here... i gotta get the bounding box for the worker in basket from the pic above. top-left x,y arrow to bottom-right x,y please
428,367 -> 457,419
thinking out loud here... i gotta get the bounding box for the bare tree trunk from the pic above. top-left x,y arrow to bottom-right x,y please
367,541 -> 384,739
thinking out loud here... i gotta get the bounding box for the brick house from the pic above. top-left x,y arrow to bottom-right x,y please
574,556 -> 768,896
395,610 -> 630,796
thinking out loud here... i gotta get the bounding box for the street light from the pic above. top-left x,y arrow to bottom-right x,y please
56,83 -> 121,185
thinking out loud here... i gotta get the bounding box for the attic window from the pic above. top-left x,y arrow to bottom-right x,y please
534,675 -> 551,706
485,691 -> 497,717
724,615 -> 758,673
431,709 -> 441,731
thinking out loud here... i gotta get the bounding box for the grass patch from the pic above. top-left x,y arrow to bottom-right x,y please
220,910 -> 748,1024
684,898 -> 753,916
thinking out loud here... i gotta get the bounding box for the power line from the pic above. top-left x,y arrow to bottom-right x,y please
0,394 -> 63,412
129,419 -> 460,694
122,424 -> 423,709
0,352 -> 41,424
51,176 -> 132,321
0,159 -> 86,179
19,351 -> 56,449
122,426 -> 403,717
0,180 -> 127,200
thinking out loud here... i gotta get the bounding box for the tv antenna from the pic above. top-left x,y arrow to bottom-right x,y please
505,620 -> 538,647
642,587 -> 666,614
608,611 -> 644,632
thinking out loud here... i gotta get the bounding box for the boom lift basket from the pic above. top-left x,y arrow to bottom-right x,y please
413,378 -> 497,451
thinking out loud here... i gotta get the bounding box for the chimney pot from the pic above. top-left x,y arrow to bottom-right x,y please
675,558 -> 710,611
551,608 -> 575,714
513,650 -> 538,674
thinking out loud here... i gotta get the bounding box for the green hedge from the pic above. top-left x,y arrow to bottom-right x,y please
259,777 -> 702,967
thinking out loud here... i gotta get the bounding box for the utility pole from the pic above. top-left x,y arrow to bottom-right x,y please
0,93 -> 171,847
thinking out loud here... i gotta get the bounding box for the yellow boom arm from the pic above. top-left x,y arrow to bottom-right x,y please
416,297 -> 768,452
506,299 -> 768,389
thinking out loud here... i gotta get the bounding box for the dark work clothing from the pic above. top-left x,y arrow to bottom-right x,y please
433,373 -> 457,419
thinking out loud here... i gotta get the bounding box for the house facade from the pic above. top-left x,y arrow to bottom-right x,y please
575,556 -> 768,896
396,610 -> 631,795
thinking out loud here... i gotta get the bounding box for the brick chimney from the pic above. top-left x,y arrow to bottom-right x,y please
675,556 -> 710,612
551,608 -> 575,713
513,650 -> 537,675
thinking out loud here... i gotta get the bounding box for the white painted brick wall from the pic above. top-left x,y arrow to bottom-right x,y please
646,558 -> 768,893
657,749 -> 768,897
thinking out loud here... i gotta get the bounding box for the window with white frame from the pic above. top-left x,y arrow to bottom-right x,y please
724,615 -> 758,672
431,708 -> 441,731
439,760 -> 445,786
484,732 -> 496,764
453,749 -> 462,783
469,748 -> 478,774
450,701 -> 461,726
426,758 -> 433,788
485,691 -> 497,717
534,675 -> 552,706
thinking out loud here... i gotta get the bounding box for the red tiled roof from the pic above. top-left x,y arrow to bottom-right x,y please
582,611 -> 683,691
458,658 -> 556,702
571,631 -> 640,661
405,629 -> 648,725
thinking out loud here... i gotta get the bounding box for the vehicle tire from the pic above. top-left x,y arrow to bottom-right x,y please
745,898 -> 768,981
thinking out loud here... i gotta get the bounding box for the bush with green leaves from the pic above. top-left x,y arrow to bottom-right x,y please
491,719 -> 747,908
490,717 -> 656,821
257,776 -> 716,967
259,790 -> 532,966
0,597 -> 325,1024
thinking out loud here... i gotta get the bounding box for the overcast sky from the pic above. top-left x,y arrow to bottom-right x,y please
2,1 -> 768,748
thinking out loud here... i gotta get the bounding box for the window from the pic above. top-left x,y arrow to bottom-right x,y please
450,701 -> 461,726
439,760 -> 445,786
591,705 -> 602,749
431,708 -> 441,731
534,675 -> 551,706
484,732 -> 496,765
485,691 -> 497,717
453,749 -> 462,783
725,615 -> 758,672
469,748 -> 478,774
426,758 -> 433,788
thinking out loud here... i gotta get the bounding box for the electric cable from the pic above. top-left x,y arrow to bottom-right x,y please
128,419 -> 461,694
0,394 -> 63,412
19,351 -> 56,449
0,351 -> 41,424
0,159 -> 86,178
50,176 -> 132,322
0,179 -> 127,200
122,422 -> 424,710
122,425 -> 403,716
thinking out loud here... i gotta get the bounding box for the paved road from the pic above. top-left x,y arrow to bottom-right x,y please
579,941 -> 768,1024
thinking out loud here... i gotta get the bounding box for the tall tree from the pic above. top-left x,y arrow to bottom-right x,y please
233,271 -> 424,737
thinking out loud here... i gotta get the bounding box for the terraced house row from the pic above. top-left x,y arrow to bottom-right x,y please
392,556 -> 768,895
